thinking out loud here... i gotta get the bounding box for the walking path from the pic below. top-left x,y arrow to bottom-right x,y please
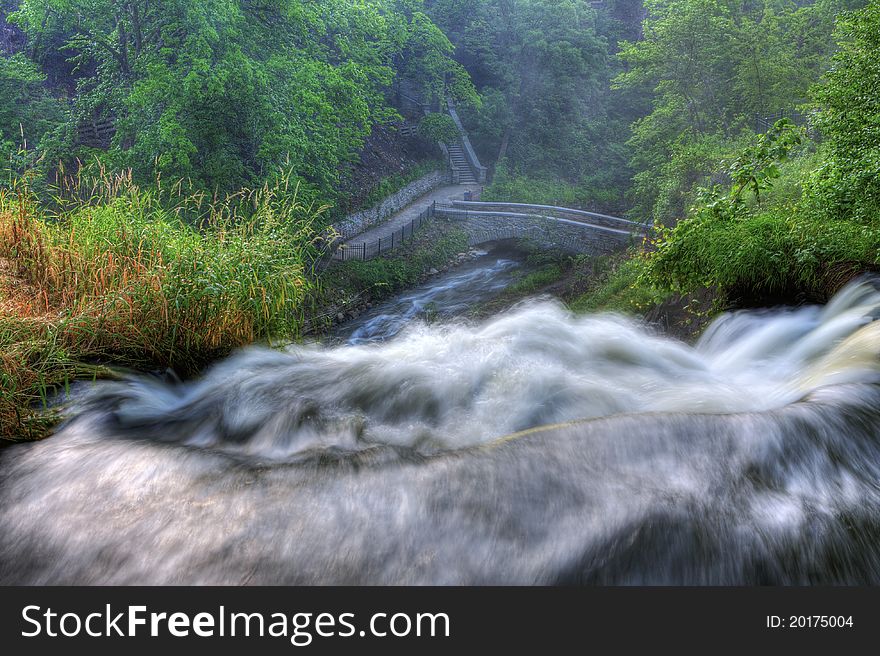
341,183 -> 481,248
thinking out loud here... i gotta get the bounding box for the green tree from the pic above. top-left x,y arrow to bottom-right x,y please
0,52 -> 65,180
9,0 -> 471,196
810,0 -> 880,222
418,112 -> 460,143
429,0 -> 633,211
616,0 -> 853,224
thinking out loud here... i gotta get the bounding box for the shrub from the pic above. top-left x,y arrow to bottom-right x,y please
418,113 -> 460,144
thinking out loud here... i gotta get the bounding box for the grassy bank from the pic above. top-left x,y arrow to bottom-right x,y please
0,172 -> 323,440
463,242 -> 715,341
482,161 -> 627,216
314,220 -> 469,328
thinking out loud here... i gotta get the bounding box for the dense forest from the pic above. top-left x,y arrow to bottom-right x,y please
0,0 -> 478,199
2,0 -> 880,438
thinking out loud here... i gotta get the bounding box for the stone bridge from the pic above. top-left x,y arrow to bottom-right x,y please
433,201 -> 651,255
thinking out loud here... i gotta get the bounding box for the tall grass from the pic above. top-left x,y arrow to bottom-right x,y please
0,169 -> 326,439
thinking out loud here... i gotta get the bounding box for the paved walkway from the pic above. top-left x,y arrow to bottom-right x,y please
341,183 -> 482,247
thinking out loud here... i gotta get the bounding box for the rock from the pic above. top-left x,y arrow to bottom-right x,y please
337,312 -> 345,322
428,268 -> 439,275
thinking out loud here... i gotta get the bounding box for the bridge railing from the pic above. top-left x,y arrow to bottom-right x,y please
330,199 -> 647,263
432,202 -> 646,255
434,204 -> 648,238
447,200 -> 650,233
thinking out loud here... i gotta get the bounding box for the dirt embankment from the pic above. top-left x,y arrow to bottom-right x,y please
336,125 -> 439,214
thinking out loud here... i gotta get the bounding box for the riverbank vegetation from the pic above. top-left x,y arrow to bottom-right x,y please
600,0 -> 880,316
473,0 -> 879,327
0,0 -> 476,438
316,221 -> 469,329
0,171 -> 323,438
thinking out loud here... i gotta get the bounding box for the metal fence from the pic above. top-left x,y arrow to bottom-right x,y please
754,109 -> 807,133
333,204 -> 436,262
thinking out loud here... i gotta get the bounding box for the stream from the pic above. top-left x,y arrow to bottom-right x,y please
2,249 -> 880,584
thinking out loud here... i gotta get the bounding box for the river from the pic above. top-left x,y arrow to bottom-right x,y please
334,241 -> 526,344
2,248 -> 880,584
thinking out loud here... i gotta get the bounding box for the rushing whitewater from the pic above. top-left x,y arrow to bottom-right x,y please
2,278 -> 880,584
54,278 -> 880,457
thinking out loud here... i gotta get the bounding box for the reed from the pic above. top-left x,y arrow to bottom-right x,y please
0,169 -> 326,439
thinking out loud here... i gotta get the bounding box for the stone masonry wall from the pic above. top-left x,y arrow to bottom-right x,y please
334,170 -> 448,240
436,211 -> 645,256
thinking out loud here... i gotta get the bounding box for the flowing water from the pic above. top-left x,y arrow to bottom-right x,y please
3,258 -> 880,584
335,243 -> 525,344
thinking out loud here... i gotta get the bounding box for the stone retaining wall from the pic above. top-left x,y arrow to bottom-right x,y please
334,170 -> 448,240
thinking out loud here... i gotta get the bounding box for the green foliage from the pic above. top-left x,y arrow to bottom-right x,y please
726,120 -> 803,204
508,264 -> 562,294
694,119 -> 805,220
8,0 -> 471,197
647,205 -> 880,298
601,1 -> 879,314
418,113 -> 460,144
396,10 -> 480,107
427,0 -> 634,210
617,0 -> 849,224
484,159 -> 621,211
809,0 -> 880,223
568,255 -> 665,314
0,53 -> 66,180
644,115 -> 879,303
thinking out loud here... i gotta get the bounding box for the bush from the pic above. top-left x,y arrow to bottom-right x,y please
568,256 -> 666,314
418,113 -> 460,144
646,205 -> 880,301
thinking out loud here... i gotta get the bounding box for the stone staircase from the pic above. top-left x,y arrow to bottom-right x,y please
446,141 -> 478,184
